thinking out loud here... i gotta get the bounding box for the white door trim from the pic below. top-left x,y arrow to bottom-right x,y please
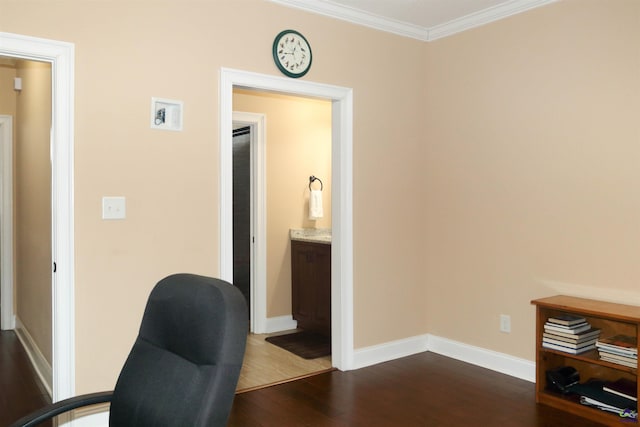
220,68 -> 354,370
232,112 -> 267,333
0,32 -> 75,404
0,115 -> 15,330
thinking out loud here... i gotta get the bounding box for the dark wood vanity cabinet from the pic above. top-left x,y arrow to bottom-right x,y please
291,240 -> 331,337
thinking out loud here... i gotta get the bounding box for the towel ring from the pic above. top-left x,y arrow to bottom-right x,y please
309,176 -> 323,191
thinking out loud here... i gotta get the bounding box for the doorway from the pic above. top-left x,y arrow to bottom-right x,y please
0,32 -> 75,406
232,125 -> 251,310
232,112 -> 266,333
0,58 -> 53,399
220,68 -> 354,371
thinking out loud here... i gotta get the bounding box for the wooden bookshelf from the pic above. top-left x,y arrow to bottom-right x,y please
532,295 -> 639,426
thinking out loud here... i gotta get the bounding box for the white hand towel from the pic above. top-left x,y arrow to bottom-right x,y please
309,189 -> 323,220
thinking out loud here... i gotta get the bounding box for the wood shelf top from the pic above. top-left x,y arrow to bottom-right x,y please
532,295 -> 640,323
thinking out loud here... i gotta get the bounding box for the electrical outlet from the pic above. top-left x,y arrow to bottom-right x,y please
500,314 -> 511,333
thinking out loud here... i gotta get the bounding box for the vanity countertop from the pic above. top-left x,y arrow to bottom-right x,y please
290,228 -> 331,244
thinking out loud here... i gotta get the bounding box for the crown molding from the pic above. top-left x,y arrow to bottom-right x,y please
427,0 -> 557,41
268,0 -> 428,41
268,0 -> 557,42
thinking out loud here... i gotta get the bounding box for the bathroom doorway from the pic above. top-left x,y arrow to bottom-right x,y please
221,68 -> 354,374
232,91 -> 335,390
233,90 -> 332,338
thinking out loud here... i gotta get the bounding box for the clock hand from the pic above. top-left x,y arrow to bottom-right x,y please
279,48 -> 293,59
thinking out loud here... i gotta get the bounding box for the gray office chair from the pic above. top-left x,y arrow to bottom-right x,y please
10,273 -> 248,427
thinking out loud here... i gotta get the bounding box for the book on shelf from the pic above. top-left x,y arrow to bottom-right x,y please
599,353 -> 638,368
598,346 -> 638,359
543,336 -> 598,349
597,346 -> 638,359
599,355 -> 638,368
603,378 -> 638,402
598,350 -> 638,363
543,341 -> 596,354
597,334 -> 638,368
596,334 -> 638,356
546,314 -> 587,327
543,322 -> 592,335
542,329 -> 600,343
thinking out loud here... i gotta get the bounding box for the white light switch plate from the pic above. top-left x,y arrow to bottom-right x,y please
500,314 -> 511,333
102,196 -> 126,220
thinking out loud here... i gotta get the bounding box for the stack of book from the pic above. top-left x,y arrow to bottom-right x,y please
542,314 -> 601,354
596,334 -> 638,368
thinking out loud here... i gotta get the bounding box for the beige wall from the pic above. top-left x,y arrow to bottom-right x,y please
233,89 -> 332,318
0,0 -> 427,393
14,60 -> 53,363
0,61 -> 17,115
1,0 -> 636,396
424,0 -> 640,359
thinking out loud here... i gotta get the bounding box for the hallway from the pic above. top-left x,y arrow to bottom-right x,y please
0,330 -> 51,426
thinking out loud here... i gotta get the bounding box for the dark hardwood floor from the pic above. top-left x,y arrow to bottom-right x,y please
228,351 -> 608,427
0,330 -> 51,427
2,328 -> 608,427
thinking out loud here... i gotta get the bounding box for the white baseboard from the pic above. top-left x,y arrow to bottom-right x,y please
15,317 -> 53,397
264,315 -> 297,333
1,314 -> 16,330
351,333 -> 535,383
426,334 -> 535,382
353,334 -> 429,369
67,405 -> 109,427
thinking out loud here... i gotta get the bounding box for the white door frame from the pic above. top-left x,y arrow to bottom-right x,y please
232,112 -> 267,333
220,68 -> 354,370
0,32 -> 75,403
0,115 -> 14,331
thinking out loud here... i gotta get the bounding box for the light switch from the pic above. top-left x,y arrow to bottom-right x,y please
102,196 -> 126,220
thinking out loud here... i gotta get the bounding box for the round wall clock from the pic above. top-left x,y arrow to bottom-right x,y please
272,30 -> 312,78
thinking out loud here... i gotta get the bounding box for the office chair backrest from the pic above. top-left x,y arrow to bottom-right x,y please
109,273 -> 248,427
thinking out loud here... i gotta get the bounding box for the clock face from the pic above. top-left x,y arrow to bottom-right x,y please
272,30 -> 312,78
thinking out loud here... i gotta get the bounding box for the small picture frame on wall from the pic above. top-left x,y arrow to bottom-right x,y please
150,97 -> 183,131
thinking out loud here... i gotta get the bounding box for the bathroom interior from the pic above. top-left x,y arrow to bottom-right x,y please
232,88 -> 333,389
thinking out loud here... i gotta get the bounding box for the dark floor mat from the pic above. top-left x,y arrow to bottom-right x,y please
265,331 -> 331,359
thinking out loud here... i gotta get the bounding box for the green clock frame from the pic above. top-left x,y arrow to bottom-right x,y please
272,29 -> 312,78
